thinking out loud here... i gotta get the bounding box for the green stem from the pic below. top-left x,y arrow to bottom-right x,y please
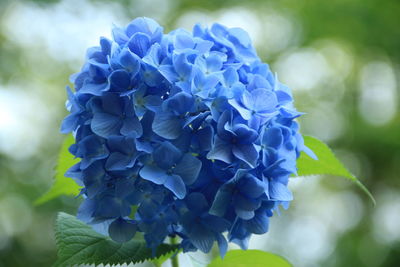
170,236 -> 179,267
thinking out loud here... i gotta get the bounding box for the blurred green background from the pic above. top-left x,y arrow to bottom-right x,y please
0,0 -> 399,266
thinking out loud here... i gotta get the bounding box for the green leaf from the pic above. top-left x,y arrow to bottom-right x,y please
208,250 -> 292,267
54,212 -> 179,267
296,135 -> 376,205
35,135 -> 80,205
152,249 -> 180,267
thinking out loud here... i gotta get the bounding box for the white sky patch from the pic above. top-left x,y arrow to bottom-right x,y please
175,10 -> 215,31
275,48 -> 332,91
301,102 -> 346,141
129,0 -> 175,23
259,11 -> 296,55
317,40 -> 354,79
373,190 -> 400,244
2,0 -> 128,65
358,61 -> 397,126
0,87 -> 49,159
0,193 -> 32,238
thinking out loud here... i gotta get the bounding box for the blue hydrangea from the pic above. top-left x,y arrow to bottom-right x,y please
61,17 -> 316,257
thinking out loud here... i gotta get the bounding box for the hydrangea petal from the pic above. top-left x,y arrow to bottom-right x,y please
61,17 -> 312,253
232,144 -> 258,168
188,224 -> 215,253
164,174 -> 186,199
128,32 -> 151,57
109,218 -> 137,243
269,181 -> 293,201
139,165 -> 168,185
152,112 -> 183,140
91,113 -> 121,138
207,136 -> 233,164
243,210 -> 269,234
209,184 -> 234,217
121,116 -> 143,138
174,154 -> 202,185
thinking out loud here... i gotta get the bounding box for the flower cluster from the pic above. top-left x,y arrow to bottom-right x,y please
62,17 -> 315,256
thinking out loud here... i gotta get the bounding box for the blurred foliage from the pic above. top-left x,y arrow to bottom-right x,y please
0,0 -> 399,266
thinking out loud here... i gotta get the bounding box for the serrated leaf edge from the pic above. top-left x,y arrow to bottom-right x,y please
54,213 -> 179,267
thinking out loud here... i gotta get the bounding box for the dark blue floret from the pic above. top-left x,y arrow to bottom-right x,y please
61,17 -> 314,257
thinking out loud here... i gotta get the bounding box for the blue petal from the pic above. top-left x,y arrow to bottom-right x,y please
127,32 -> 150,57
209,183 -> 234,217
135,140 -> 153,153
243,210 -> 269,234
188,224 -> 215,253
239,175 -> 266,198
77,198 -> 96,223
121,116 -> 143,138
247,75 -> 270,91
174,154 -> 202,185
100,37 -> 112,55
229,27 -> 252,47
262,127 -> 283,148
185,192 -> 208,213
269,181 -> 293,201
163,92 -> 194,115
159,65 -> 179,83
78,135 -> 109,169
233,193 -> 261,211
207,136 -> 233,164
173,53 -> 192,78
216,233 -> 228,258
232,124 -> 258,143
235,208 -> 255,220
153,141 -> 182,169
222,67 -> 239,87
119,49 -> 140,75
228,98 -> 252,120
105,152 -> 135,171
98,93 -> 124,115
115,178 -> 136,198
152,112 -> 183,139
106,136 -> 135,155
216,110 -> 233,139
109,218 -> 137,243
228,218 -> 250,246
142,64 -> 164,87
82,161 -> 106,197
164,174 -> 186,199
65,162 -> 83,186
91,113 -> 121,138
94,196 -> 130,218
126,17 -> 161,39
174,32 -> 195,50
79,81 -> 108,96
61,114 -> 78,133
242,88 -> 277,113
206,53 -> 223,72
202,216 -> 230,232
142,43 -> 162,67
196,126 -> 214,151
108,69 -> 131,91
112,26 -> 129,44
232,144 -> 258,168
140,165 -> 169,185
137,201 -> 159,220
144,95 -> 162,112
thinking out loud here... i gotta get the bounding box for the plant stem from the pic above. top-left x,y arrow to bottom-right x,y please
170,236 -> 179,267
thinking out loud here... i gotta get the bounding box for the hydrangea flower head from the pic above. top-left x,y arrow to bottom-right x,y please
62,17 -> 315,256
